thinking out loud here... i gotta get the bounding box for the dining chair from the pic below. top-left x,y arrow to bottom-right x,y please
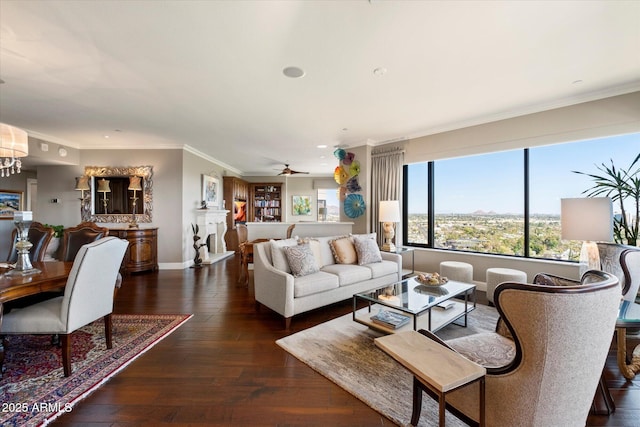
6,222 -> 55,263
0,236 -> 129,377
58,221 -> 109,262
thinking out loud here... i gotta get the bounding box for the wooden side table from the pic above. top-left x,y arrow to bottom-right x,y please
375,330 -> 486,427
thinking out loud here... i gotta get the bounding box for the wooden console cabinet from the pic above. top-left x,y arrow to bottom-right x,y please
109,228 -> 158,274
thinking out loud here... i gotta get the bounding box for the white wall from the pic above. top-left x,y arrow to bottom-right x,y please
404,91 -> 640,163
182,151 -> 226,267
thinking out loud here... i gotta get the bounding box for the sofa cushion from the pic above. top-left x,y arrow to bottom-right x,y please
283,243 -> 319,277
270,238 -> 299,273
362,259 -> 398,279
297,237 -> 324,268
353,235 -> 382,265
294,271 -> 340,297
315,236 -> 337,267
329,236 -> 357,264
321,264 -> 372,286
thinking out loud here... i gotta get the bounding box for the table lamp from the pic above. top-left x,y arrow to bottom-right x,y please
128,176 -> 142,228
97,178 -> 111,214
7,211 -> 41,276
561,197 -> 613,276
379,200 -> 400,252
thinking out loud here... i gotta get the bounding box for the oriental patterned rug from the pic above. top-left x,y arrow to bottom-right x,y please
276,304 -> 498,427
0,313 -> 192,427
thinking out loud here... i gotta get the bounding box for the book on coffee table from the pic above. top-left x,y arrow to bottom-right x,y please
371,310 -> 410,329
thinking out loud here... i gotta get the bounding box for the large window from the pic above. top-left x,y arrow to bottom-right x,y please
405,133 -> 640,260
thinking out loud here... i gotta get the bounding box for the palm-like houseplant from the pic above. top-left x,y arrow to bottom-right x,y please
573,153 -> 640,246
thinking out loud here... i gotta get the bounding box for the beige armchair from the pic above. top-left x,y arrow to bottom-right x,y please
1,237 -> 128,377
414,270 -> 620,426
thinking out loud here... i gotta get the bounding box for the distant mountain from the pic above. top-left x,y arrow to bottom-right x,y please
472,210 -> 498,215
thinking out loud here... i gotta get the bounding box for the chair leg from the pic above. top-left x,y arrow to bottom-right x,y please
411,376 -> 423,426
61,334 -> 71,377
104,313 -> 113,349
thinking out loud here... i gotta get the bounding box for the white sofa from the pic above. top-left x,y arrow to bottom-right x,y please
253,234 -> 402,329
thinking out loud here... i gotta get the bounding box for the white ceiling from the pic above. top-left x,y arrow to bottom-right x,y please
1,0 -> 639,176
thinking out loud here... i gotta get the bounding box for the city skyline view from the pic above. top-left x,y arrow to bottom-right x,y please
407,132 -> 640,215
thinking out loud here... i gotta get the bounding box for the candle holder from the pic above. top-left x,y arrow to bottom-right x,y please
7,211 -> 41,276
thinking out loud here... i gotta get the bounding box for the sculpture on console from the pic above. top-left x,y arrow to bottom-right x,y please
191,223 -> 207,268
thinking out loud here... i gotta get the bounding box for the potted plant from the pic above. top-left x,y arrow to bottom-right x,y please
574,153 -> 640,246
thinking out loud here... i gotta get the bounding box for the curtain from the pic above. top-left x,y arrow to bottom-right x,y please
371,148 -> 404,248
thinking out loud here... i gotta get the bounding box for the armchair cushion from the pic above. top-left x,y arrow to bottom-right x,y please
446,332 -> 516,369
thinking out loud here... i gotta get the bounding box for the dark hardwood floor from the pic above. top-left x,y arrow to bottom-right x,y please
50,255 -> 639,426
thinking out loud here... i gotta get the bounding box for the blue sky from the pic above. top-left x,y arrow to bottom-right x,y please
408,132 -> 640,215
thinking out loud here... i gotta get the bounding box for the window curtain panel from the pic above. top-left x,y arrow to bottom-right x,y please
371,148 -> 404,248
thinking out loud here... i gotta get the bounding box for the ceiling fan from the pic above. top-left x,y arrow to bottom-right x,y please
277,164 -> 309,176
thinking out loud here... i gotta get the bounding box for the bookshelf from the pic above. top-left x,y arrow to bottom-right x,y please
251,183 -> 282,222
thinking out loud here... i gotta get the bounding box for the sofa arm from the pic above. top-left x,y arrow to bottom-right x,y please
253,242 -> 296,318
381,250 -> 403,281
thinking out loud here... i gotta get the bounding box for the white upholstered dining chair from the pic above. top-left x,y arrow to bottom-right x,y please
1,236 -> 128,377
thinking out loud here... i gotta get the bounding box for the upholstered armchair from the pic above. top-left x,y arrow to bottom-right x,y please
58,221 -> 109,262
0,237 -> 128,377
416,270 -> 620,426
6,221 -> 54,263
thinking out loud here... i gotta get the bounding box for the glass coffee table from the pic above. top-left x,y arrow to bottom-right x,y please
353,276 -> 476,334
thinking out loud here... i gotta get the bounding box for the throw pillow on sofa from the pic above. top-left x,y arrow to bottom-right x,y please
283,243 -> 319,277
270,238 -> 299,273
353,235 -> 382,265
329,236 -> 357,264
297,237 -> 324,267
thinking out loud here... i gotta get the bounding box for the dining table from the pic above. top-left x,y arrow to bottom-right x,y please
238,239 -> 270,286
0,261 -> 73,375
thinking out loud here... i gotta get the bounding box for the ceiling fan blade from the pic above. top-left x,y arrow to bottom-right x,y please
289,170 -> 309,174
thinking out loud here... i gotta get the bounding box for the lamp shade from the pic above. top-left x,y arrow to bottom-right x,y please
561,197 -> 613,242
75,176 -> 90,191
0,123 -> 29,158
379,200 -> 400,223
128,176 -> 142,191
97,178 -> 111,193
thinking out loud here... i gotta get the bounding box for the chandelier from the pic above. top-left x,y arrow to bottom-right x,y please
1,123 -> 29,178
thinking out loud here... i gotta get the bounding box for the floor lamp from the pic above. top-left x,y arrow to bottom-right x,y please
379,200 -> 400,252
561,197 -> 613,277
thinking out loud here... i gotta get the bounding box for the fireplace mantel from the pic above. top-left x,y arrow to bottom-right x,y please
195,209 -> 234,264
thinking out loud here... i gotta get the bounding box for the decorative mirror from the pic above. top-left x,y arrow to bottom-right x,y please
81,165 -> 153,224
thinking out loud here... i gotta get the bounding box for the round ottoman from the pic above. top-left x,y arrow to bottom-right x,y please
440,261 -> 473,283
486,268 -> 527,304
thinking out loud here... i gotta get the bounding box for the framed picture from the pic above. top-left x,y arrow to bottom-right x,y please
0,189 -> 23,219
202,174 -> 220,208
292,195 -> 312,216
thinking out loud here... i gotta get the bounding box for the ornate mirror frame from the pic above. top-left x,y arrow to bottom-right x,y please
81,165 -> 153,223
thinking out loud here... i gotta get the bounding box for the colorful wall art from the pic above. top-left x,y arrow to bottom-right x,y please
334,148 -> 365,218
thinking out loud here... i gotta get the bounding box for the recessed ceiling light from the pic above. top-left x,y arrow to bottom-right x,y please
373,67 -> 387,76
317,144 -> 327,149
283,66 -> 305,78
320,155 -> 326,159
104,135 -> 110,139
